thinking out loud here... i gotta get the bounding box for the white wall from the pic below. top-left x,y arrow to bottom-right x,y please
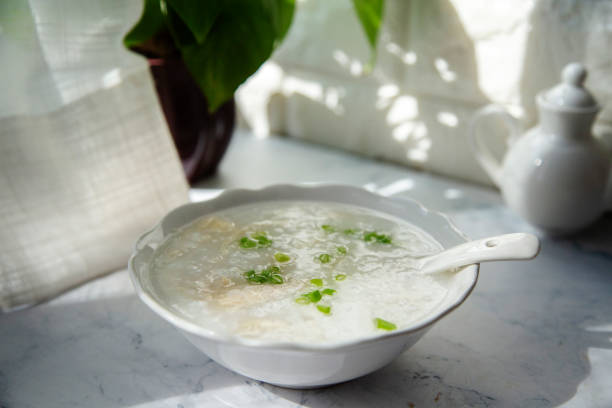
237,0 -> 612,186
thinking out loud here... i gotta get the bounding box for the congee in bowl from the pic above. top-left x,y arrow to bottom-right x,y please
129,184 -> 478,387
149,201 -> 454,345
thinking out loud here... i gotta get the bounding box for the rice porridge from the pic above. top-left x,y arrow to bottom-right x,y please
148,201 -> 453,344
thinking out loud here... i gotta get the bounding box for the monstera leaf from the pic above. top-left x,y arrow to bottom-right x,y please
124,0 -> 384,112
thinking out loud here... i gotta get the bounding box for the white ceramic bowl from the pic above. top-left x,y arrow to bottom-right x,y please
128,184 -> 479,388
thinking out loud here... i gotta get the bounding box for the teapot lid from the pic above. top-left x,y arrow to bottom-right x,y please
542,63 -> 598,110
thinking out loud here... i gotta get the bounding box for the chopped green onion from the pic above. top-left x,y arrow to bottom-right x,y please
318,253 -> 331,264
305,290 -> 322,303
274,252 -> 291,263
374,318 -> 397,331
310,278 -> 323,287
322,288 -> 336,296
295,290 -> 323,305
335,274 -> 347,281
363,231 -> 392,244
336,246 -> 347,255
321,225 -> 335,233
317,305 -> 331,314
252,232 -> 272,247
244,266 -> 283,285
240,232 -> 272,248
343,229 -> 358,235
295,297 -> 310,305
239,237 -> 257,248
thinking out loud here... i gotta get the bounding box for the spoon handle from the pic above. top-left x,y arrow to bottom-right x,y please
418,233 -> 540,275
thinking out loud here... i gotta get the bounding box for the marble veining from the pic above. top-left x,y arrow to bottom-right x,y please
1,132 -> 611,407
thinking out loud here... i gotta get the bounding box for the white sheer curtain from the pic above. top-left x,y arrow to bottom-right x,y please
0,0 -> 189,311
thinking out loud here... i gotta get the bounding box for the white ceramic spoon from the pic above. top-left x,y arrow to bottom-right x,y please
417,233 -> 540,275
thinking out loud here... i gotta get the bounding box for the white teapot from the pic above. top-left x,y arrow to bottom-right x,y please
469,63 -> 611,235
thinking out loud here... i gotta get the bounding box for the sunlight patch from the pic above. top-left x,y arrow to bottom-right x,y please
377,179 -> 415,196
387,96 -> 418,125
386,43 -> 417,65
102,69 -> 121,89
435,58 -> 457,82
437,111 -> 459,127
392,123 -> 414,142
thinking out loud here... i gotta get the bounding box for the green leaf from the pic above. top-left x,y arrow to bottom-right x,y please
351,0 -> 384,69
310,278 -> 323,287
322,288 -> 336,296
261,0 -> 295,44
164,0 -> 221,43
123,0 -> 166,49
351,0 -> 384,50
162,2 -> 198,48
180,1 -> 295,112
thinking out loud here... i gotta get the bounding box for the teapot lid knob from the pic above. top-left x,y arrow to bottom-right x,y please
542,62 -> 598,110
562,63 -> 587,87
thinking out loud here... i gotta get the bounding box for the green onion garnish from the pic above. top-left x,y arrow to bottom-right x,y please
336,246 -> 347,255
374,318 -> 397,331
239,237 -> 257,248
317,305 -> 331,314
298,290 -> 322,303
244,266 -> 283,285
321,225 -> 335,233
239,232 -> 272,248
335,274 -> 346,281
363,231 -> 392,244
308,290 -> 322,302
322,288 -> 336,296
274,252 -> 291,263
295,297 -> 310,305
310,278 -> 323,287
252,232 -> 272,247
318,253 -> 331,263
343,229 -> 358,235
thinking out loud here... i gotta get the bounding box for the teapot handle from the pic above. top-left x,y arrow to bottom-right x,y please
468,105 -> 521,187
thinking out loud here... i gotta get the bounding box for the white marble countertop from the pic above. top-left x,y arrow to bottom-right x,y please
2,131 -> 612,407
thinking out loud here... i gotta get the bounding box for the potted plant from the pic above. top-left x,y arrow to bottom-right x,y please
124,0 -> 384,183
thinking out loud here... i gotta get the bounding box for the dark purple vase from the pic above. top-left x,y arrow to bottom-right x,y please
148,58 -> 235,184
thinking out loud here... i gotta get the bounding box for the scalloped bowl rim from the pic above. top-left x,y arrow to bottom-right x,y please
128,184 -> 479,351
